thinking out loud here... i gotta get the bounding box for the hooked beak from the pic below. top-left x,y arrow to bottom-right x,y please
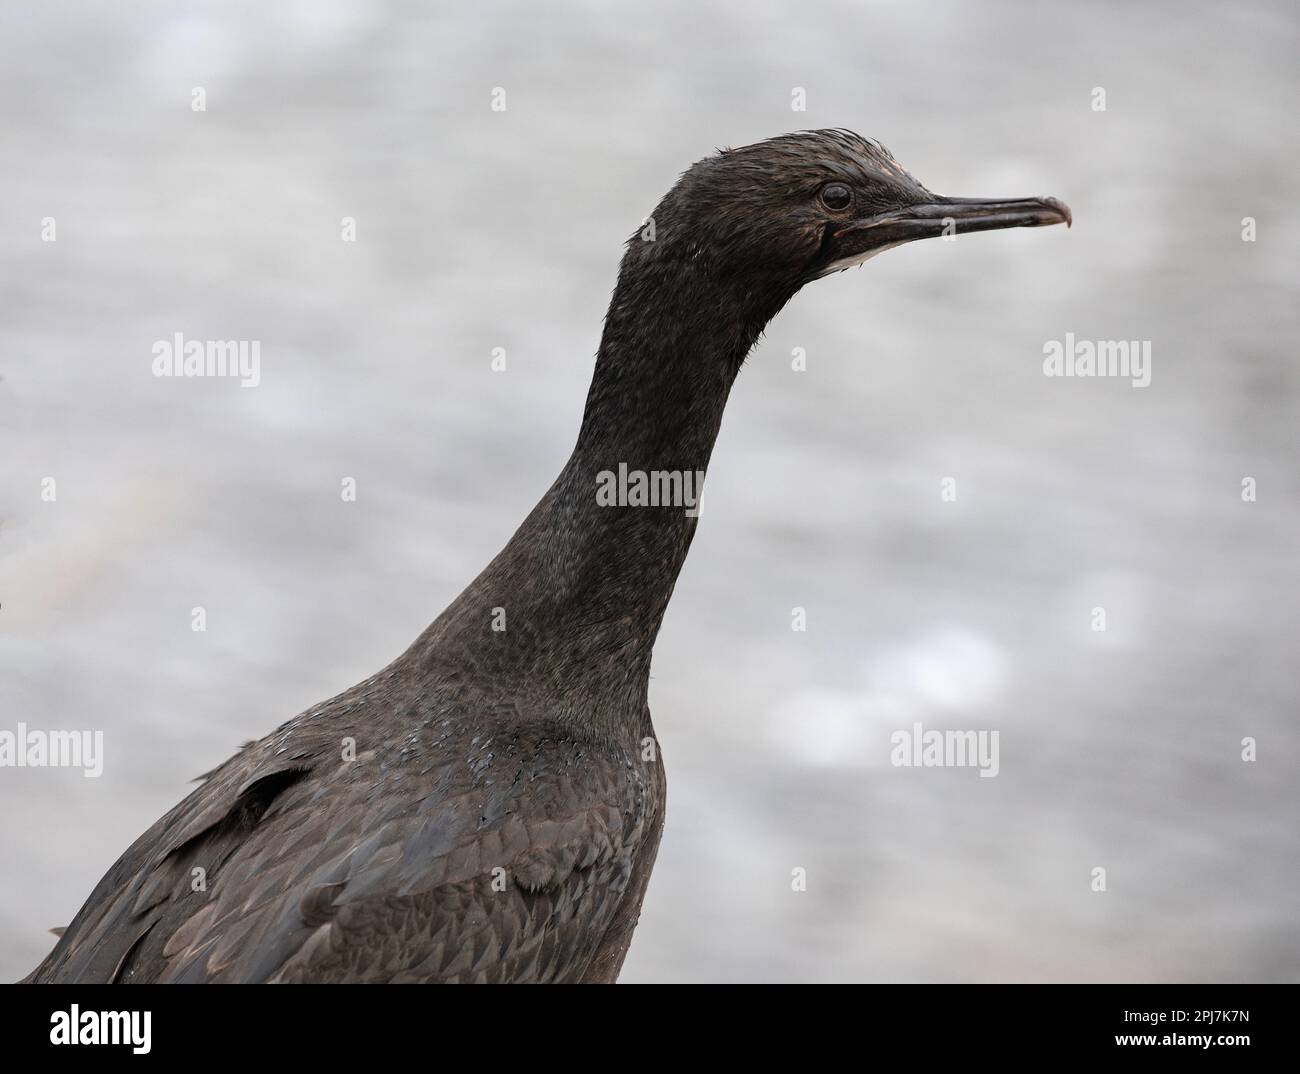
819,194 -> 1071,276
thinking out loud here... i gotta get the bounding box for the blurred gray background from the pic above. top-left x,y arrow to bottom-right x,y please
1,0 -> 1297,982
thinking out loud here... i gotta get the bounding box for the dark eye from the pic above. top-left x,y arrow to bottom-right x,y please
820,182 -> 853,211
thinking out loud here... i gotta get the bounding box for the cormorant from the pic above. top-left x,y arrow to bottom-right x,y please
27,130 -> 1069,983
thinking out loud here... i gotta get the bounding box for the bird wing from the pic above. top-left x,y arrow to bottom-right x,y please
28,711 -> 659,984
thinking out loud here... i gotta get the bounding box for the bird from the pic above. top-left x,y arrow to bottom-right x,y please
26,129 -> 1069,983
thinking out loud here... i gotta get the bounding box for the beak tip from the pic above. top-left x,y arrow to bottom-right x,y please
1043,196 -> 1072,229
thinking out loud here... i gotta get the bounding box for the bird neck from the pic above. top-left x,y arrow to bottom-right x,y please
408,256 -> 772,733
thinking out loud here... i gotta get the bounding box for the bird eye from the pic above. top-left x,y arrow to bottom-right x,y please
820,182 -> 853,211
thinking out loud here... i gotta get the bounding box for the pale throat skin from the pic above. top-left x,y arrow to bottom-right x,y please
27,130 -> 1068,985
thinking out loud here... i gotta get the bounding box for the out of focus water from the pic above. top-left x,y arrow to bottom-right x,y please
1,1 -> 1297,982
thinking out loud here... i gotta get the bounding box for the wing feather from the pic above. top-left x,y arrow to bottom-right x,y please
28,704 -> 660,984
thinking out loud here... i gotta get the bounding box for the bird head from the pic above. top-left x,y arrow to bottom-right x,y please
635,129 -> 1069,319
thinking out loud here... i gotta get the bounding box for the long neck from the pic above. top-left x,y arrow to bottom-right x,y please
404,255 -> 770,731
